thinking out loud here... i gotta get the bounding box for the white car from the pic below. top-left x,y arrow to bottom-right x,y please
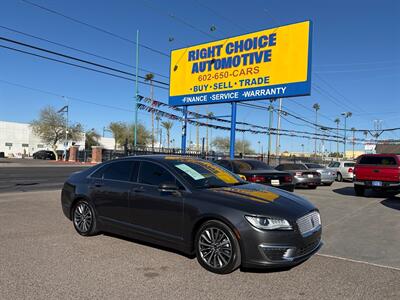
327,161 -> 355,182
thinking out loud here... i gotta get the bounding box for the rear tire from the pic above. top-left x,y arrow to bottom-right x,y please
337,173 -> 343,182
354,185 -> 365,196
72,200 -> 99,236
195,220 -> 241,274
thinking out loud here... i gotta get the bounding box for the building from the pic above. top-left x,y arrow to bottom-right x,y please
0,120 -> 114,157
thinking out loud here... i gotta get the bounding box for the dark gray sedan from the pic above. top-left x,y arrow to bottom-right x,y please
275,163 -> 321,189
61,156 -> 322,274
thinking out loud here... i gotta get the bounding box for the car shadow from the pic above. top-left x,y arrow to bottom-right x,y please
332,187 -> 355,196
102,232 -> 195,259
381,197 -> 400,211
101,232 -> 306,274
333,187 -> 400,199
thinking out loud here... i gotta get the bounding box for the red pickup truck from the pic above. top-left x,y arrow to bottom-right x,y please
353,154 -> 400,196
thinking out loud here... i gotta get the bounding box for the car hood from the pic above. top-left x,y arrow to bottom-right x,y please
200,183 -> 316,220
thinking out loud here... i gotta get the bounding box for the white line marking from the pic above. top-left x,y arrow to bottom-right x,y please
317,253 -> 400,272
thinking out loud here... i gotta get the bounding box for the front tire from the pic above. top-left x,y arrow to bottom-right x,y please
195,220 -> 241,274
72,200 -> 98,236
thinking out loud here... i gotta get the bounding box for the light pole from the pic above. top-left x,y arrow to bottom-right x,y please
351,127 -> 356,159
313,103 -> 320,157
334,118 -> 340,161
341,112 -> 352,159
301,143 -> 305,155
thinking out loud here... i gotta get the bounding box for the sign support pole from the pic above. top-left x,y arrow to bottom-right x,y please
229,102 -> 237,159
181,106 -> 188,154
267,101 -> 274,164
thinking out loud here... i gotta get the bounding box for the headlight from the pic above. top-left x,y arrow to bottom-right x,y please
245,215 -> 293,230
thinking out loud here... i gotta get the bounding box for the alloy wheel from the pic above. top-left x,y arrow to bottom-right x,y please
73,202 -> 93,233
198,227 -> 232,269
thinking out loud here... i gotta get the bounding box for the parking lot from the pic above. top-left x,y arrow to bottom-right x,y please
1,163 -> 399,299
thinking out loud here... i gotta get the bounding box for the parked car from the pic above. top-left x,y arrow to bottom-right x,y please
275,163 -> 321,189
32,150 -> 56,160
304,163 -> 336,186
61,155 -> 322,274
327,161 -> 355,182
353,154 -> 400,196
214,159 -> 295,192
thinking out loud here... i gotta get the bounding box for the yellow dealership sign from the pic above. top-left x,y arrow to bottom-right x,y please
169,21 -> 312,106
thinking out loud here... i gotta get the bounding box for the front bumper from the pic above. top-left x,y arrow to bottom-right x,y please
240,222 -> 322,268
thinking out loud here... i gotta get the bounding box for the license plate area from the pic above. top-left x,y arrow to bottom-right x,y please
372,181 -> 382,187
307,174 -> 313,178
271,179 -> 280,186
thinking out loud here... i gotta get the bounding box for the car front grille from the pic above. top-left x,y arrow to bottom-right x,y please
294,238 -> 321,256
296,211 -> 321,236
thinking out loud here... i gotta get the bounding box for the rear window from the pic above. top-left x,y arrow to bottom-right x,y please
358,156 -> 397,166
233,160 -> 273,172
277,164 -> 307,171
306,163 -> 324,169
344,162 -> 355,167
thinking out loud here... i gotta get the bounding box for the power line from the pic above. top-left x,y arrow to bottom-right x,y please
0,25 -> 169,79
0,36 -> 169,86
20,0 -> 170,58
0,44 -> 169,90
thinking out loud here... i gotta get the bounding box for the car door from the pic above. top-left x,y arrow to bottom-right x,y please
89,160 -> 138,225
132,161 -> 184,241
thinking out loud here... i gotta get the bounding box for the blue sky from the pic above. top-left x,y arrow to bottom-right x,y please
0,0 -> 399,153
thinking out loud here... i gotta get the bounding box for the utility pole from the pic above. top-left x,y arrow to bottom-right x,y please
341,112 -> 352,159
267,100 -> 274,165
275,98 -> 282,157
313,103 -> 320,157
134,30 -> 139,150
351,127 -> 356,159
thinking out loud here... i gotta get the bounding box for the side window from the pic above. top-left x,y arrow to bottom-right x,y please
216,160 -> 232,171
91,165 -> 106,179
101,161 -> 136,182
328,162 -> 334,168
139,161 -> 176,186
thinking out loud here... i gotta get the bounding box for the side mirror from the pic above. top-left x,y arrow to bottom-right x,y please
158,182 -> 179,193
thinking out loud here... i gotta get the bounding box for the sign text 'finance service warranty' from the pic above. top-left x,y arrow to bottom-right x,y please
169,21 -> 312,106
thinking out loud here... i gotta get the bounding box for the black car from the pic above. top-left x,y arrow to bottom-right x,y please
32,150 -> 56,160
215,159 -> 295,192
61,155 -> 322,274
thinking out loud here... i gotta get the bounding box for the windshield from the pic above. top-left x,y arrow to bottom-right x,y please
233,160 -> 273,172
164,157 -> 246,189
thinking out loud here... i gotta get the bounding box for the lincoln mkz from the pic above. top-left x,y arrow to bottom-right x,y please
61,156 -> 322,274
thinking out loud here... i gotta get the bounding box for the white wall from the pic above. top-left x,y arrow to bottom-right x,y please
0,120 -> 85,157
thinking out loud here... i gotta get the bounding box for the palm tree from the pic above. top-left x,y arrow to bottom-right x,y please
207,112 -> 214,151
312,103 -> 320,157
145,73 -> 155,150
334,118 -> 340,160
161,121 -> 173,149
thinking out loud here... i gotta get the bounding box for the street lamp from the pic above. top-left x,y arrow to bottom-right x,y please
341,112 -> 352,159
312,103 -> 320,157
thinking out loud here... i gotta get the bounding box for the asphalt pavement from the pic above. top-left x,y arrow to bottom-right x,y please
0,159 -> 90,193
1,176 -> 399,299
